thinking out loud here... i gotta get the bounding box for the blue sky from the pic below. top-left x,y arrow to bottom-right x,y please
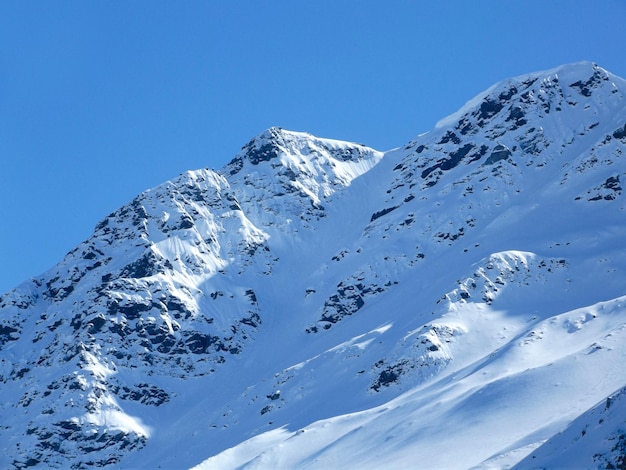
1,1 -> 625,293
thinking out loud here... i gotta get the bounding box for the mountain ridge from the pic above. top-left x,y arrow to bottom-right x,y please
2,61 -> 626,469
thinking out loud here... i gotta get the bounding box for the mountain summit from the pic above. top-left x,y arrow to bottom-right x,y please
2,62 -> 626,469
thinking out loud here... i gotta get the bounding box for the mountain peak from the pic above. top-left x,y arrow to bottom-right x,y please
216,128 -> 383,231
236,126 -> 299,166
222,126 -> 381,177
551,60 -> 610,82
435,61 -> 622,131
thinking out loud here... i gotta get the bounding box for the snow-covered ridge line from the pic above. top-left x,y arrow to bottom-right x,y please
435,60 -> 625,129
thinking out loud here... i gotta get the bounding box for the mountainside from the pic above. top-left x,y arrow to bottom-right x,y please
2,61 -> 626,469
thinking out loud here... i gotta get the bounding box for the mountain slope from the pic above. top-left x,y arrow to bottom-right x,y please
1,61 -> 626,469
514,385 -> 626,469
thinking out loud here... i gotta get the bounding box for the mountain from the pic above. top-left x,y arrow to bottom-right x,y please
1,61 -> 626,469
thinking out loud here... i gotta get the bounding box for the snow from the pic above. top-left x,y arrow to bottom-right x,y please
435,61 -> 619,130
89,408 -> 151,439
192,295 -> 626,469
2,62 -> 626,469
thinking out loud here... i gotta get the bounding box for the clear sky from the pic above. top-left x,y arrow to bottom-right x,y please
1,1 -> 625,293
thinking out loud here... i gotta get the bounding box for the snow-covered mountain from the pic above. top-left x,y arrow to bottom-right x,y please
2,61 -> 626,469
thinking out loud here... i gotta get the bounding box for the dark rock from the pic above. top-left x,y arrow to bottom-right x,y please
498,86 -> 518,101
421,143 -> 475,179
485,144 -> 512,165
370,206 -> 399,222
506,106 -> 527,127
14,367 -> 30,379
184,332 -> 218,354
178,215 -> 194,230
435,227 -> 465,242
587,175 -> 622,201
240,313 -> 261,328
331,146 -> 372,162
569,67 -> 608,97
314,279 -> 390,330
467,145 -> 488,163
246,143 -> 280,165
120,250 -> 172,279
613,124 -> 626,140
245,289 -> 258,304
478,99 -> 504,121
267,391 -> 281,401
604,176 -> 622,191
95,217 -> 110,231
48,319 -> 63,332
437,131 -> 461,145
69,314 -> 83,331
393,163 -> 405,171
111,301 -> 152,320
14,457 -> 40,468
88,316 -> 106,334
456,117 -> 474,135
113,383 -> 170,406
225,156 -> 245,176
0,324 -> 19,345
371,360 -> 409,392
570,80 -> 592,97
156,336 -> 177,354
166,296 -> 192,316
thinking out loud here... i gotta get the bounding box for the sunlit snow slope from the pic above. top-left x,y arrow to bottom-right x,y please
1,62 -> 626,469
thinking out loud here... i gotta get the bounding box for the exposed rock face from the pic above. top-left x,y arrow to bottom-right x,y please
0,126 -> 383,468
